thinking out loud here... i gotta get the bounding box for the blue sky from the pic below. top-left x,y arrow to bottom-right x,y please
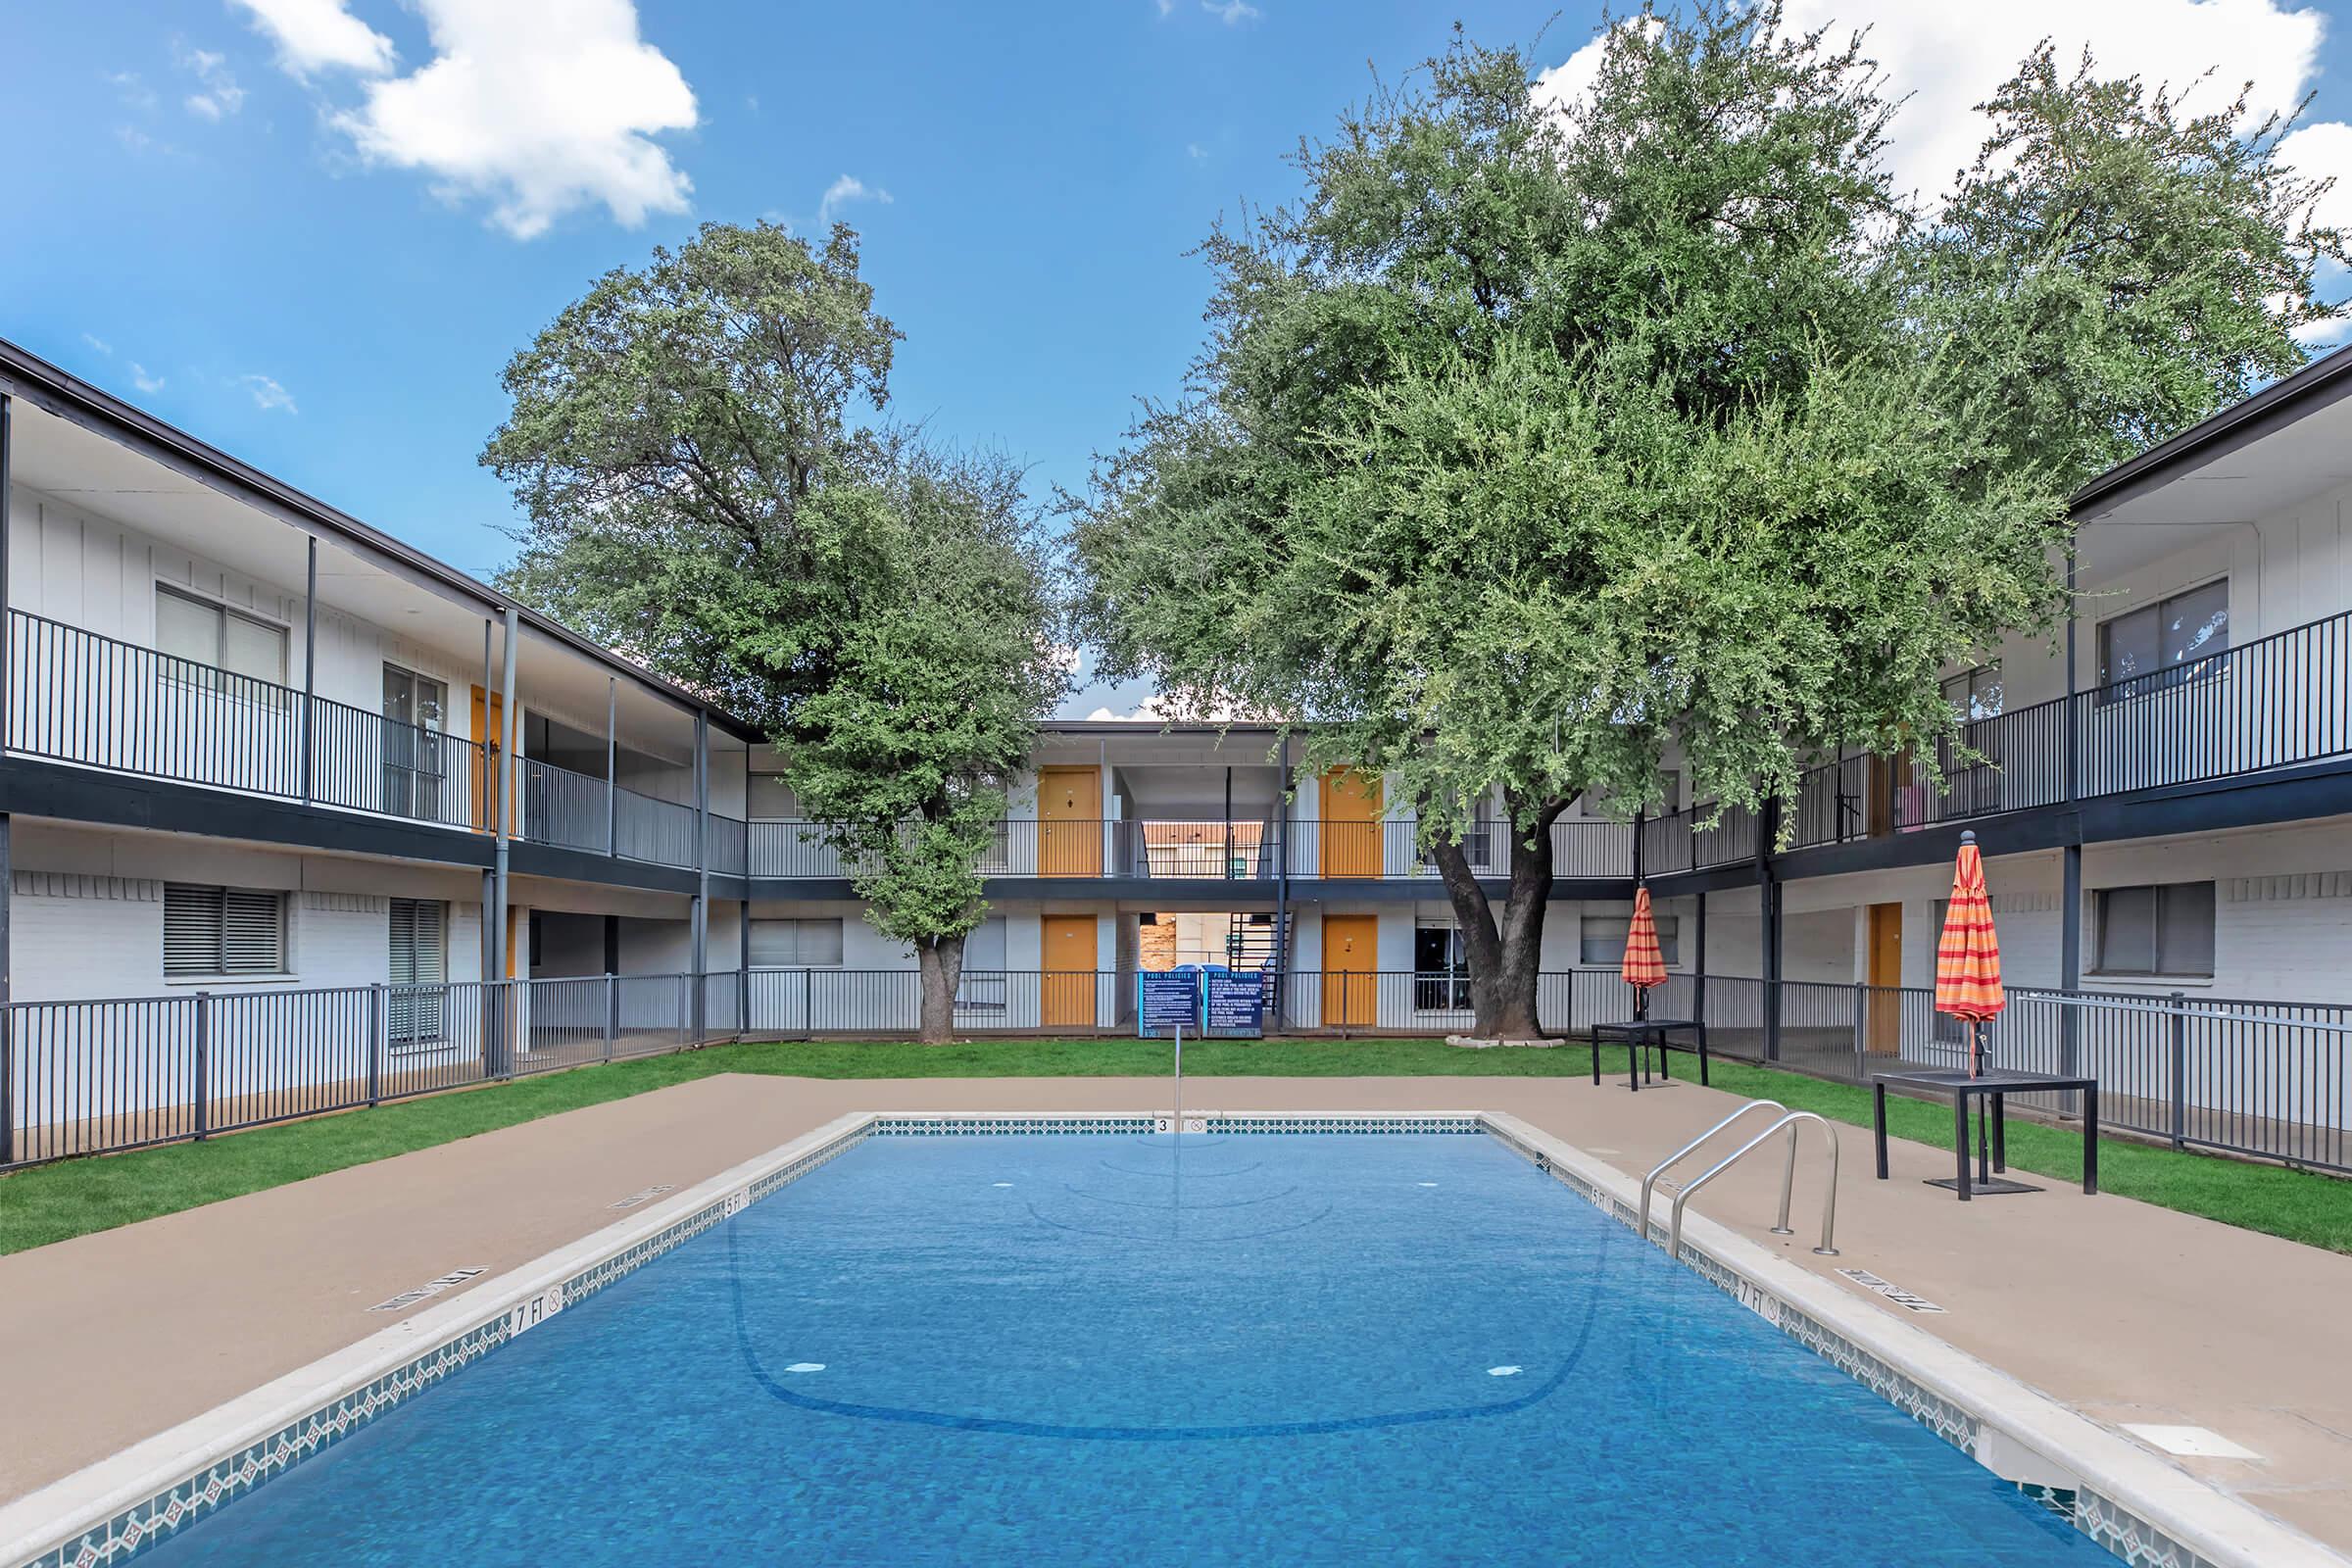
7,1 -> 2351,716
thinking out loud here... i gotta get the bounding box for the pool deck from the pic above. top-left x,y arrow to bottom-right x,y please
4,1071 -> 2350,1557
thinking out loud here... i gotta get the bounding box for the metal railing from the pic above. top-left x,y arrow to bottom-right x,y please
1,963 -> 2346,1174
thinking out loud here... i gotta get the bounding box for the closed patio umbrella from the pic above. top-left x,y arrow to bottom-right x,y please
1621,885 -> 1668,1016
1933,829 -> 2006,1075
1935,829 -> 2006,1177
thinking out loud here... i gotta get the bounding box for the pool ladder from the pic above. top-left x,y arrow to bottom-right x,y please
1639,1100 -> 1841,1259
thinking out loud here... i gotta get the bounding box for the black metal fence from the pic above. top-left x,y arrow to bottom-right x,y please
1,964 -> 2346,1175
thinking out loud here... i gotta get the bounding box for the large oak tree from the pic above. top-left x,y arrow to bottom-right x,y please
1070,5 -> 2342,1039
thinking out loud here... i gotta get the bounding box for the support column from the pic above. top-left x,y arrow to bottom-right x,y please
490,609 -> 516,1073
2060,552 -> 2082,1072
0,396 -> 12,1164
1693,889 -> 1707,1026
692,710 -> 710,1042
300,536 -> 317,805
1273,733 -> 1291,1028
605,674 -> 617,858
1757,799 -> 1782,1062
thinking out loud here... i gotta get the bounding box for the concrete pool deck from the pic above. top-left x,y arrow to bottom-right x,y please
3,1071 -> 2349,1557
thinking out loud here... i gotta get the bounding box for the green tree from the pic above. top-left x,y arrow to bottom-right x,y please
1918,42 -> 2347,492
1071,9 -> 2070,1038
785,444 -> 1068,1040
484,221 -> 1064,1042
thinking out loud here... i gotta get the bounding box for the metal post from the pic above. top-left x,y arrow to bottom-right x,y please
2059,841 -> 2083,1073
491,608 -> 516,1075
1222,765 -> 1233,880
739,899 -> 752,1040
367,983 -> 384,1106
0,813 -> 11,1168
693,710 -> 710,1043
605,674 -> 617,858
192,991 -> 212,1140
804,964 -> 813,1039
300,536 -> 317,805
0,396 -> 13,1167
604,972 -> 617,1062
1274,736 -> 1290,1029
2168,990 -> 2187,1150
1764,876 -> 1784,1062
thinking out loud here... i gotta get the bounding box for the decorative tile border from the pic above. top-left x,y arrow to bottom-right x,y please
1473,1114 -> 2309,1568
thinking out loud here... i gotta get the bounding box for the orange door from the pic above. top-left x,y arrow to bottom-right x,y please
1320,768 -> 1384,878
1866,903 -> 1902,1054
1039,767 -> 1102,877
1042,915 -> 1098,1029
470,685 -> 517,832
1321,914 -> 1378,1028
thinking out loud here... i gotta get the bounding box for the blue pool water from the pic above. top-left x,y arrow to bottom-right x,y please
138,1133 -> 2106,1564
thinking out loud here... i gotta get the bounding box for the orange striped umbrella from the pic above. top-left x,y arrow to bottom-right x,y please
1935,830 -> 2004,1075
1621,885 -> 1668,997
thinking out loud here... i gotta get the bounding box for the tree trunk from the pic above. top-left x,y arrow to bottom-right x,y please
916,935 -> 966,1045
1428,795 -> 1572,1040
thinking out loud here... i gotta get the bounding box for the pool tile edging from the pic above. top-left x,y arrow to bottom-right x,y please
1475,1111 -> 2324,1568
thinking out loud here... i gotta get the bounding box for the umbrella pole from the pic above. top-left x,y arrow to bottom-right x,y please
1972,1020 -> 1991,1181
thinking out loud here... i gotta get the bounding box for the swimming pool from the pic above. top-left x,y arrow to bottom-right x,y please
110,1127 -> 2109,1565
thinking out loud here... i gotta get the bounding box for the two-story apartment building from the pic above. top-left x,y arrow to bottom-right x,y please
3,331 -> 2348,1170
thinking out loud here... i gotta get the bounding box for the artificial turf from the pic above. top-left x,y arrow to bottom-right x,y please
1,1035 -> 2345,1255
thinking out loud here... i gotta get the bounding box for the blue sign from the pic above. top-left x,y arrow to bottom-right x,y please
1138,971 -> 1202,1037
1203,972 -> 1266,1038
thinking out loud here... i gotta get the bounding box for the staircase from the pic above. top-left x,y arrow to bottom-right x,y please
1225,910 -> 1291,971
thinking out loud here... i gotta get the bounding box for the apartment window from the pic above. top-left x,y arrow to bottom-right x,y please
749,917 -> 845,967
1412,923 -> 1472,1012
1581,913 -> 1680,967
2097,582 -> 2230,698
748,773 -> 800,819
1941,663 -> 2003,720
957,917 -> 1007,1012
156,586 -> 287,691
388,899 -> 447,1046
2095,882 -> 2216,978
381,666 -> 449,820
164,883 -> 288,978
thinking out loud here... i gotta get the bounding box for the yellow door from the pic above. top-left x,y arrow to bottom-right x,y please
1866,904 -> 1902,1054
1321,914 -> 1377,1028
1043,915 -> 1098,1029
1039,767 -> 1102,877
469,685 -> 516,832
1320,768 -> 1383,878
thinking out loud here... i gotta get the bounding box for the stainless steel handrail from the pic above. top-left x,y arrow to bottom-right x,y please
1666,1110 -> 1841,1259
1639,1099 -> 1786,1242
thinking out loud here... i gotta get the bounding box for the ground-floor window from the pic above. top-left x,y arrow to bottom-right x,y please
1413,923 -> 1471,1011
164,883 -> 288,978
750,917 -> 845,967
2095,882 -> 2215,978
1580,913 -> 1679,967
957,917 -> 1007,1012
388,899 -> 448,1046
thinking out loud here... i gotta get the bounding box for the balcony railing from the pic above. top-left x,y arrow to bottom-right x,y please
12,603 -> 2352,883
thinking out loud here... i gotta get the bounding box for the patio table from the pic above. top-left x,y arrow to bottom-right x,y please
1870,1067 -> 2099,1201
1588,1017 -> 1706,1091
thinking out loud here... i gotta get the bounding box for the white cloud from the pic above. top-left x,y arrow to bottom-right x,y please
1537,4 -> 2352,252
231,0 -> 395,78
1778,0 -> 2331,206
82,333 -> 113,356
1187,141 -> 1208,160
240,0 -> 696,240
1202,0 -> 1259,24
175,45 -> 246,121
105,70 -> 158,112
131,364 -> 167,394
239,373 -> 298,414
817,173 -> 892,225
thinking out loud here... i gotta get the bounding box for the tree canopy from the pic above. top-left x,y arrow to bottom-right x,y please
1069,3 -> 2343,1036
484,221 -> 1064,1039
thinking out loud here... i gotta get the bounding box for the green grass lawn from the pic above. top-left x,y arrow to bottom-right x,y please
2,1036 -> 2346,1256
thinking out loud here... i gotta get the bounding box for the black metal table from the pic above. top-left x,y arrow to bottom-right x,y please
1589,1018 -> 1706,1091
1870,1067 -> 2099,1201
